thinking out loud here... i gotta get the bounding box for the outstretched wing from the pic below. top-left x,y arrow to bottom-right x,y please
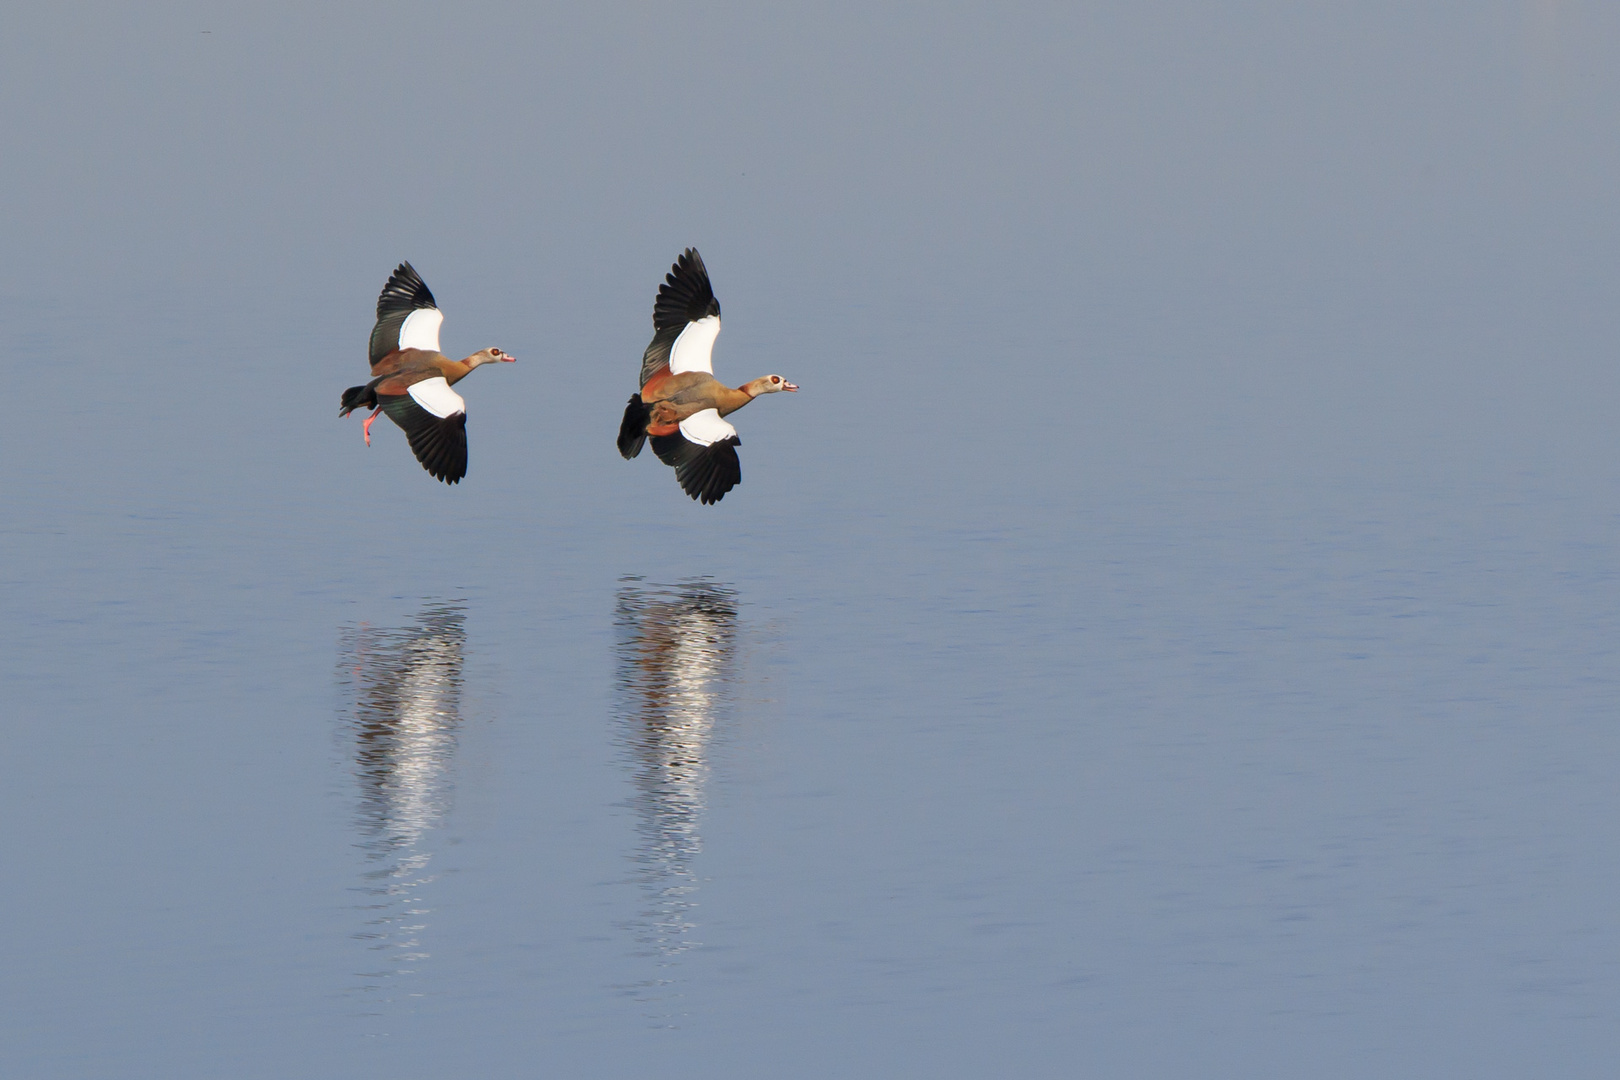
638,248 -> 722,389
654,248 -> 718,330
370,262 -> 444,370
378,376 -> 468,484
649,408 -> 740,504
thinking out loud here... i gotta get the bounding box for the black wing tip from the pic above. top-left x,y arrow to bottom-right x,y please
379,394 -> 467,483
688,435 -> 741,505
417,411 -> 468,483
653,247 -> 719,329
673,247 -> 706,278
377,261 -> 437,319
649,433 -> 741,505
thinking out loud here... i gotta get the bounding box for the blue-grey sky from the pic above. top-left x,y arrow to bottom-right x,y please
5,2 -> 1616,512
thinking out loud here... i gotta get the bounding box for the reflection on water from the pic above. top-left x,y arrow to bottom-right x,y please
613,579 -> 738,1022
337,604 -> 466,1006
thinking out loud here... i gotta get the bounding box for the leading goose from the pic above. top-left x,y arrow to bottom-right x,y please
339,262 -> 514,484
617,248 -> 797,504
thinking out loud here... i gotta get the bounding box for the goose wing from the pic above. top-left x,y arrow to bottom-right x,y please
370,262 -> 444,370
649,408 -> 740,504
639,248 -> 722,389
377,375 -> 468,484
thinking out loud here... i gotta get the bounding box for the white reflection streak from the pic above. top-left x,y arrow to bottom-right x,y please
341,606 -> 465,998
615,581 -> 737,1016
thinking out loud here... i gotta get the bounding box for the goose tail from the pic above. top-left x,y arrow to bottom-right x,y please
617,394 -> 650,459
340,383 -> 378,417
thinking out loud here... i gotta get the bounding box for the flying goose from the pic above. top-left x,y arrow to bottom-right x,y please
617,249 -> 796,504
339,262 -> 514,484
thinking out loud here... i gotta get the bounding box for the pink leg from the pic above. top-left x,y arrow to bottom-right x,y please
362,406 -> 382,446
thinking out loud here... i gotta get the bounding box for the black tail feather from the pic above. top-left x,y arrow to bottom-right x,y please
340,383 -> 378,417
617,394 -> 650,459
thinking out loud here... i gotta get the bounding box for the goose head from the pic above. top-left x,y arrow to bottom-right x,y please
466,347 -> 517,368
745,374 -> 798,396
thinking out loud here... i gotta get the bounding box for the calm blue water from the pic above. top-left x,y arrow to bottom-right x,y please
5,4 -> 1620,1077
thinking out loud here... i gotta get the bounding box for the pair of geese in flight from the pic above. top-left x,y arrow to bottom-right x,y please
338,249 -> 797,504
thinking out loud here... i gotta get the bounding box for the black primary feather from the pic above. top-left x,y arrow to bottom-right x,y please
652,248 -> 719,331
376,262 -> 437,319
618,395 -> 650,459
650,433 -> 741,505
369,262 -> 439,369
638,249 -> 721,386
379,393 -> 468,484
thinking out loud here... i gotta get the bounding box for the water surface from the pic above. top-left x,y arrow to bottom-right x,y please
4,3 -> 1620,1077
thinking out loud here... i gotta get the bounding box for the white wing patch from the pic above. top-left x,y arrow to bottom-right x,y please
399,308 -> 444,353
407,377 -> 466,419
678,408 -> 736,446
669,315 -> 721,375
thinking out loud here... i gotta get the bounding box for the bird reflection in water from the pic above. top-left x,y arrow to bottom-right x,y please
338,603 -> 466,1002
614,579 -> 738,1017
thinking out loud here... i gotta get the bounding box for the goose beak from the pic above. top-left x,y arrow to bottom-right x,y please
783,381 -> 798,391
502,354 -> 517,362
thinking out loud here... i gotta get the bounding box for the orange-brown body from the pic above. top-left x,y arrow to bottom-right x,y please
371,348 -> 493,396
640,370 -> 769,436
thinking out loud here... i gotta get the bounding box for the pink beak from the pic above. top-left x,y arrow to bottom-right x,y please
783,381 -> 799,391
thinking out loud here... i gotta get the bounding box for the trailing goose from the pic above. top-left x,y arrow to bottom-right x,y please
339,262 -> 514,484
617,248 -> 796,504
